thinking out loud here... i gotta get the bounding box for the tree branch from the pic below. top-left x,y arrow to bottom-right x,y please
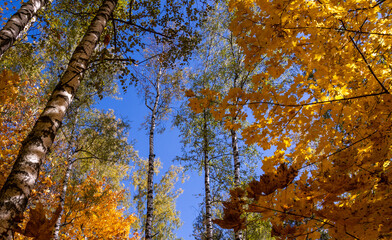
244,91 -> 387,108
111,18 -> 173,40
338,19 -> 390,94
282,26 -> 392,37
348,35 -> 389,93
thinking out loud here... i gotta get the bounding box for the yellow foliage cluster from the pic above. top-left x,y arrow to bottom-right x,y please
16,173 -> 138,240
0,69 -> 41,188
195,0 -> 392,239
59,175 -> 138,240
0,69 -> 22,104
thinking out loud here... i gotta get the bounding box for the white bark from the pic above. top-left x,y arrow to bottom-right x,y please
145,81 -> 160,240
0,0 -> 117,238
231,128 -> 243,240
52,159 -> 73,240
0,0 -> 51,58
203,111 -> 213,240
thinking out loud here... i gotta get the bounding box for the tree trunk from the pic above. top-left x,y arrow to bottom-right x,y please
53,158 -> 74,240
145,82 -> 160,240
0,0 -> 51,58
203,111 -> 213,240
231,69 -> 243,240
231,128 -> 242,240
53,107 -> 79,240
231,129 -> 240,187
0,0 -> 117,238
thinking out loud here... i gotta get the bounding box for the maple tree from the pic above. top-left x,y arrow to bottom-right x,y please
200,0 -> 392,239
0,25 -> 52,189
0,69 -> 36,188
14,173 -> 137,240
49,108 -> 135,239
56,173 -> 137,240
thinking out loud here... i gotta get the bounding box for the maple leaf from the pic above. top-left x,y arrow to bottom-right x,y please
15,202 -> 62,240
247,163 -> 298,199
213,188 -> 247,232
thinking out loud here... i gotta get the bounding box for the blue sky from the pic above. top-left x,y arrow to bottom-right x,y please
99,86 -> 204,239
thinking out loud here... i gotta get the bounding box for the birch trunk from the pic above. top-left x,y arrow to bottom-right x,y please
145,82 -> 160,240
0,0 -> 117,237
232,71 -> 243,240
52,107 -> 79,240
231,128 -> 242,240
203,111 -> 213,240
0,0 -> 51,58
231,129 -> 240,187
52,157 -> 74,240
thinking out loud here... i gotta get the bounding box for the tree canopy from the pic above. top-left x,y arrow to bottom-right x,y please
1,0 -> 392,239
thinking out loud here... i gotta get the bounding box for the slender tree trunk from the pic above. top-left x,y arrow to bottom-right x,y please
0,0 -> 51,58
231,128 -> 243,240
53,107 -> 79,240
0,0 -> 117,238
231,71 -> 243,240
145,82 -> 160,240
53,157 -> 74,240
231,128 -> 240,187
203,111 -> 213,240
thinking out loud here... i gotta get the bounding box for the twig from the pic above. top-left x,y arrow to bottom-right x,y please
111,18 -> 173,40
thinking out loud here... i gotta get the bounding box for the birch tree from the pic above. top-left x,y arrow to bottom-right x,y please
176,88 -> 232,239
131,157 -> 185,240
0,0 -> 117,237
0,0 -> 52,58
183,4 -> 267,238
135,46 -> 184,239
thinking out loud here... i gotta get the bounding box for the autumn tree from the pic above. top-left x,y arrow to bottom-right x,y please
49,173 -> 137,240
182,3 -> 277,238
0,69 -> 43,188
133,44 -> 185,239
48,108 -> 135,239
131,157 -> 186,240
0,5 -> 57,187
0,1 -> 118,237
177,86 -> 240,239
175,102 -> 218,240
211,0 -> 392,239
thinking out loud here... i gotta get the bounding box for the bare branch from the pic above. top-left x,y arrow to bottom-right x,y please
111,18 -> 174,40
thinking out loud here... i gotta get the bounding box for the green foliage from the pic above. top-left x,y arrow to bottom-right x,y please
242,213 -> 274,240
131,157 -> 186,240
